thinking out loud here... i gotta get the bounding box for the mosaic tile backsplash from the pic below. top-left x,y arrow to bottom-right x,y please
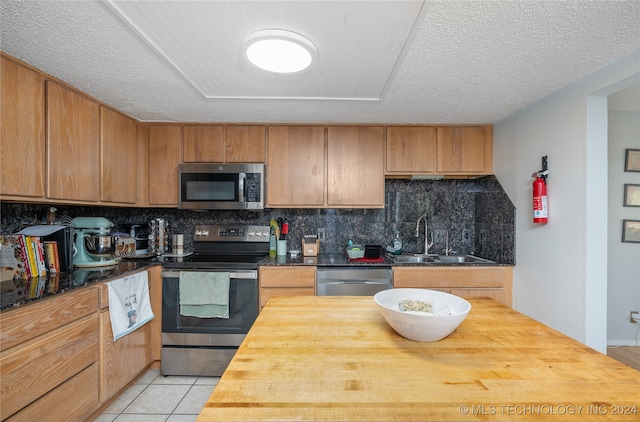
0,176 -> 515,264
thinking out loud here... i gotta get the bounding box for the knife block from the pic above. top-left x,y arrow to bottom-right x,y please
302,237 -> 319,256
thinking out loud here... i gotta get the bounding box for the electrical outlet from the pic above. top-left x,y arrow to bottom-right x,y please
317,228 -> 326,243
630,311 -> 640,323
433,229 -> 446,244
462,229 -> 471,244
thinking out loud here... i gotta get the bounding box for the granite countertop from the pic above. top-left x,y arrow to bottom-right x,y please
2,252 -> 510,311
259,253 -> 394,267
0,258 -> 162,312
260,253 -> 511,267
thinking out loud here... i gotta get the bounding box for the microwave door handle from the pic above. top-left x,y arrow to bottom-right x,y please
238,173 -> 246,202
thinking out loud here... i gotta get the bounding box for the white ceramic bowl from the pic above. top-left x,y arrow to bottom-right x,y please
373,288 -> 471,342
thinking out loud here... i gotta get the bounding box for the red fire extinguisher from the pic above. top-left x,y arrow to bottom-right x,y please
532,170 -> 549,224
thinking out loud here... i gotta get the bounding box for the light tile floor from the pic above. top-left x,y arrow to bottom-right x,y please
93,368 -> 219,422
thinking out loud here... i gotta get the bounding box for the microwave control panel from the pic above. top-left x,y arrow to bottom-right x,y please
246,173 -> 261,202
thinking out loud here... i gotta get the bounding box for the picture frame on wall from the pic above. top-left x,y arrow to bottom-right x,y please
624,149 -> 640,172
623,184 -> 640,207
622,220 -> 640,243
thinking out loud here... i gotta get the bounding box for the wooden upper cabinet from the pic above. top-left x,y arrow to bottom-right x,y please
136,123 -> 150,207
149,125 -> 181,206
436,125 -> 493,174
386,126 -> 436,174
225,125 -> 266,163
1,56 -> 45,198
266,126 -> 325,207
46,81 -> 100,202
183,125 -> 225,163
100,107 -> 138,204
327,126 -> 385,208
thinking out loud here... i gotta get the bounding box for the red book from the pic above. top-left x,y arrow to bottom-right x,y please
31,237 -> 47,277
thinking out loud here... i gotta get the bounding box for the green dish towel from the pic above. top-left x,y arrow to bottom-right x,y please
179,271 -> 230,319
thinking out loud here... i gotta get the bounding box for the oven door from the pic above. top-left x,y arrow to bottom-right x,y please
161,269 -> 258,346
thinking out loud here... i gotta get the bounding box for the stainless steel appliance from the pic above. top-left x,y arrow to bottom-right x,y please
178,163 -> 264,210
71,217 -> 118,268
160,224 -> 269,376
317,267 -> 393,296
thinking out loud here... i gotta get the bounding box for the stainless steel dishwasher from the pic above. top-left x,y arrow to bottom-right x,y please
317,268 -> 393,296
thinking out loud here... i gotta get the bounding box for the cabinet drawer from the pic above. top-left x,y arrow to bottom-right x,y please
260,287 -> 316,308
6,363 -> 99,422
259,267 -> 316,288
0,315 -> 99,420
0,287 -> 98,351
393,267 -> 508,288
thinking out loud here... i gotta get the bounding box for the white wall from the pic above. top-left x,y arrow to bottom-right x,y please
607,110 -> 640,345
493,49 -> 640,353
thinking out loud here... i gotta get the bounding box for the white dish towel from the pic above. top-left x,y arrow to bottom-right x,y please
107,270 -> 154,341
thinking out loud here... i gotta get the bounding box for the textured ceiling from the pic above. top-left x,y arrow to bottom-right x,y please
1,0 -> 639,124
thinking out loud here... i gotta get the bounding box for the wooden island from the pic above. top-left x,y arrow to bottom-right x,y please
198,296 -> 640,421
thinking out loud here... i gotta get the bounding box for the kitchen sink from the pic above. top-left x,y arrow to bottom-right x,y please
393,254 -> 436,263
393,254 -> 495,264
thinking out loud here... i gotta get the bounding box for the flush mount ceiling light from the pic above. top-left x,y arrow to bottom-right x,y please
242,29 -> 317,74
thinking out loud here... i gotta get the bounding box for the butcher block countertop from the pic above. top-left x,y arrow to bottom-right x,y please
198,296 -> 640,421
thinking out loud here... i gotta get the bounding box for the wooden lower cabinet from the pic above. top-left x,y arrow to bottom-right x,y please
259,266 -> 316,309
0,288 -> 99,421
0,266 -> 163,421
97,267 -> 161,402
99,309 -> 151,402
147,265 -> 163,362
392,266 -> 512,307
7,363 -> 99,422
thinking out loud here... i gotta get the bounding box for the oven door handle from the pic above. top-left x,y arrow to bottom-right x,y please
161,270 -> 257,280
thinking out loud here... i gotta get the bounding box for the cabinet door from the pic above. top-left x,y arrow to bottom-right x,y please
225,125 -> 266,163
266,126 -> 325,207
259,266 -> 316,309
436,126 -> 492,174
183,125 -> 225,163
149,125 -> 181,206
0,56 -> 45,198
386,126 -> 436,174
100,107 -> 138,204
327,126 -> 385,207
136,123 -> 150,207
148,265 -> 162,362
99,309 -> 151,402
46,81 -> 100,201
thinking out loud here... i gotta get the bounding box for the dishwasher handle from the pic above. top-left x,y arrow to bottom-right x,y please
320,280 -> 390,285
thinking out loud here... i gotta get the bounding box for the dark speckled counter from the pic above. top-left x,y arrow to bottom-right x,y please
1,258 -> 162,311
258,253 -> 511,267
258,253 -> 394,267
2,252 -> 511,311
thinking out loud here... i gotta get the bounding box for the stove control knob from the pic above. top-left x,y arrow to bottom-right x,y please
202,230 -> 209,237
262,230 -> 269,237
195,230 -> 202,236
248,230 -> 255,237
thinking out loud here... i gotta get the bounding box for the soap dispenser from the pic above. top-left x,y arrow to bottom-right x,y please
391,231 -> 403,256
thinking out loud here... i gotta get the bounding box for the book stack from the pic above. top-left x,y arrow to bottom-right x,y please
2,235 -> 60,280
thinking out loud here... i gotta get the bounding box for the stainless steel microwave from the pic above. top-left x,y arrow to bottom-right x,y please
178,163 -> 264,210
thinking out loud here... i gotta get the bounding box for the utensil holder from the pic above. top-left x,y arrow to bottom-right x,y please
276,240 -> 287,256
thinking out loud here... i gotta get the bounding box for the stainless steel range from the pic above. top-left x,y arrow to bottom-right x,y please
160,224 -> 269,376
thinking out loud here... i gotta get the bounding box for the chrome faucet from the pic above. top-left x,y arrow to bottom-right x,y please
415,215 -> 433,255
